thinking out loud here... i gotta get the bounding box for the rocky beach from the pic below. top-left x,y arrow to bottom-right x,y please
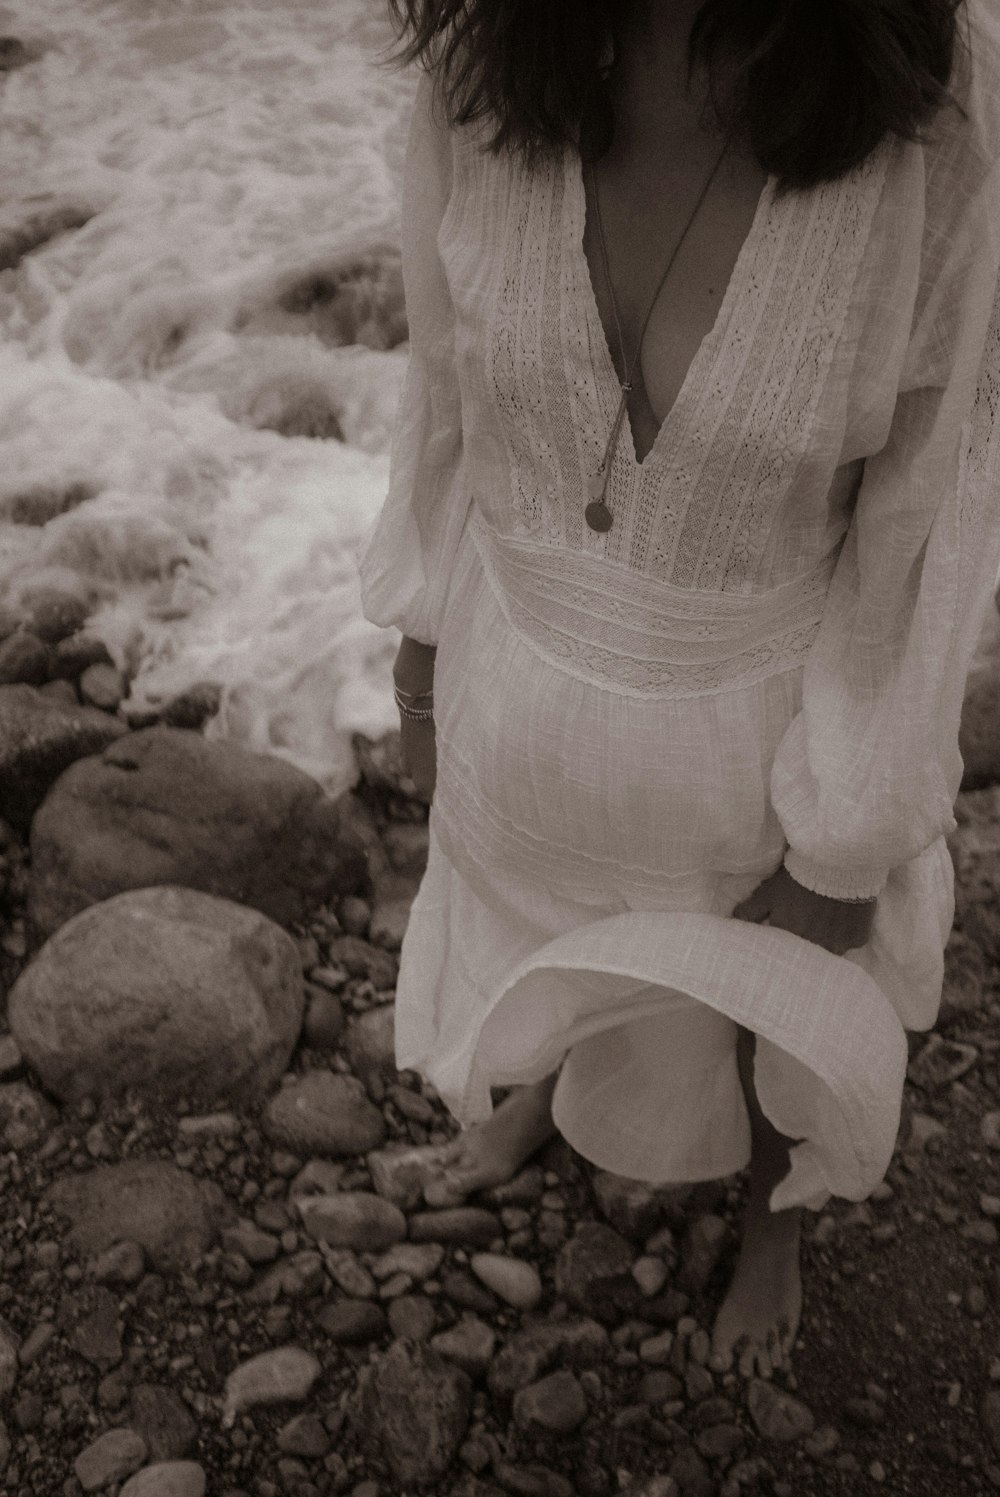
0,567 -> 996,1497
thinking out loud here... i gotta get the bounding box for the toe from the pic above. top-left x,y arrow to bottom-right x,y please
423,1169 -> 469,1208
736,1338 -> 757,1379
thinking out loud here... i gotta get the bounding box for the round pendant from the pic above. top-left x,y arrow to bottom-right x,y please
585,500 -> 613,533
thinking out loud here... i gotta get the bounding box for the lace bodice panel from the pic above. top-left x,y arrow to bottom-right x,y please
439,116 -> 897,594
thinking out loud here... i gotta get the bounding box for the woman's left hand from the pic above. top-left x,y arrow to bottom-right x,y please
732,864 -> 876,956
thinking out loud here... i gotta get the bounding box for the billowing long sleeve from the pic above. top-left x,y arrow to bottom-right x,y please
771,153 -> 1000,901
356,68 -> 469,646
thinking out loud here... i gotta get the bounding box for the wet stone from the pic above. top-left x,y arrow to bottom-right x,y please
358,1339 -> 473,1487
554,1222 -> 636,1322
315,1299 -> 387,1344
678,1214 -> 728,1293
430,1316 -> 497,1379
275,1412 -> 330,1458
470,1253 -> 543,1310
513,1371 -> 588,1435
747,1378 -> 816,1442
74,1428 -> 148,1492
129,1383 -> 198,1462
387,1293 -> 436,1340
409,1207 -> 503,1248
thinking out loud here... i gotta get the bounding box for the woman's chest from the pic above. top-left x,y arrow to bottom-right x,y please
581,142 -> 771,462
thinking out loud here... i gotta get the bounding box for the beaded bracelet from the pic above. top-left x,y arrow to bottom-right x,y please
393,684 -> 435,721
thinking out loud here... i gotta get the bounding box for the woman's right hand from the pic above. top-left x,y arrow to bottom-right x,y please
399,714 -> 436,801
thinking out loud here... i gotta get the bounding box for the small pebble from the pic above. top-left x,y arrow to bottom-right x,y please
469,1253 -> 543,1310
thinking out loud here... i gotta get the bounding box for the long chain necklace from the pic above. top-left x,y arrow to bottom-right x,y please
585,130 -> 733,534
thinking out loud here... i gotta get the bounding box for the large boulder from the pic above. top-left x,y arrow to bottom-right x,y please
8,885 -> 304,1106
27,726 -> 368,937
0,684 -> 127,831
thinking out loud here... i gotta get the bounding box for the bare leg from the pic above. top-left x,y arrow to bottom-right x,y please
710,1026 -> 803,1378
420,1072 -> 560,1207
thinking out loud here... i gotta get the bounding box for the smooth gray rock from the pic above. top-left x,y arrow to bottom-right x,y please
74,1428 -> 147,1491
27,726 -> 367,937
297,1192 -> 406,1252
513,1370 -> 588,1434
262,1070 -> 385,1157
0,683 -> 126,831
119,1461 -> 207,1497
747,1378 -> 815,1441
45,1160 -> 233,1273
9,885 -> 303,1106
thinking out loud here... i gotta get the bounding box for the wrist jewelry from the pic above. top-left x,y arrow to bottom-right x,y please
394,684 -> 435,721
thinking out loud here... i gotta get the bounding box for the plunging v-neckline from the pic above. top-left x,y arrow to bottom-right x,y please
569,147 -> 776,473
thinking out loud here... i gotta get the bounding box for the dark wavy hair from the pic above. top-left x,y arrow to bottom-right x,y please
383,0 -> 972,198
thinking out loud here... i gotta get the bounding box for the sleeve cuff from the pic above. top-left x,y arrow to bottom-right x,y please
782,847 -> 889,902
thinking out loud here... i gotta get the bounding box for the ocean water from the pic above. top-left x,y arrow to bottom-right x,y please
0,0 -> 416,797
1,1 -> 997,803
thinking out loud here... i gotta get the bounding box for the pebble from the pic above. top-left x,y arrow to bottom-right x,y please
302,988 -> 345,1049
747,1378 -> 816,1441
387,1294 -> 436,1340
221,1346 -> 322,1426
129,1383 -> 198,1463
220,1219 -> 280,1264
981,1112 -> 1000,1149
961,1219 -> 999,1245
90,1239 -> 146,1285
315,1299 -> 387,1344
17,1322 -> 55,1367
317,1246 -> 377,1298
262,1071 -> 385,1157
119,1462 -> 207,1497
677,1214 -> 728,1292
79,663 -> 126,711
297,1192 -> 406,1252
176,1111 -> 240,1139
372,1242 -> 444,1281
632,1255 -> 670,1297
74,1429 -> 148,1491
288,1158 -> 345,1201
469,1253 -> 543,1310
639,1330 -> 675,1365
0,1323 -> 17,1398
981,1389 -> 1000,1455
803,1425 -> 841,1457
0,1034 -> 23,1079
513,1370 -> 588,1434
410,1208 -> 503,1248
430,1316 -> 497,1378
275,1413 -> 330,1458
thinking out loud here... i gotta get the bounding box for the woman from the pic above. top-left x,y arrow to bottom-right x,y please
357,0 -> 1000,1378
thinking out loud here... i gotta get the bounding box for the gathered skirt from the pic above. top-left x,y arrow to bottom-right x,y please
394,504 -> 955,1213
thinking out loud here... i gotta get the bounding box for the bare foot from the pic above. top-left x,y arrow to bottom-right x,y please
710,1205 -> 802,1378
419,1073 -> 560,1207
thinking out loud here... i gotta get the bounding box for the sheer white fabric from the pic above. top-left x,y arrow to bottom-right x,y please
356,4 -> 1000,1208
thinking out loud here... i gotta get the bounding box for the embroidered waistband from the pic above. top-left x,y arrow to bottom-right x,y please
467,507 -> 839,698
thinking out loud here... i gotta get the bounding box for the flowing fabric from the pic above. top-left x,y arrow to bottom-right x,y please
356,3 -> 1000,1209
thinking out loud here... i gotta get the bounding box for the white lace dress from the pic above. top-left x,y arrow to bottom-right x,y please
356,5 -> 1000,1212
